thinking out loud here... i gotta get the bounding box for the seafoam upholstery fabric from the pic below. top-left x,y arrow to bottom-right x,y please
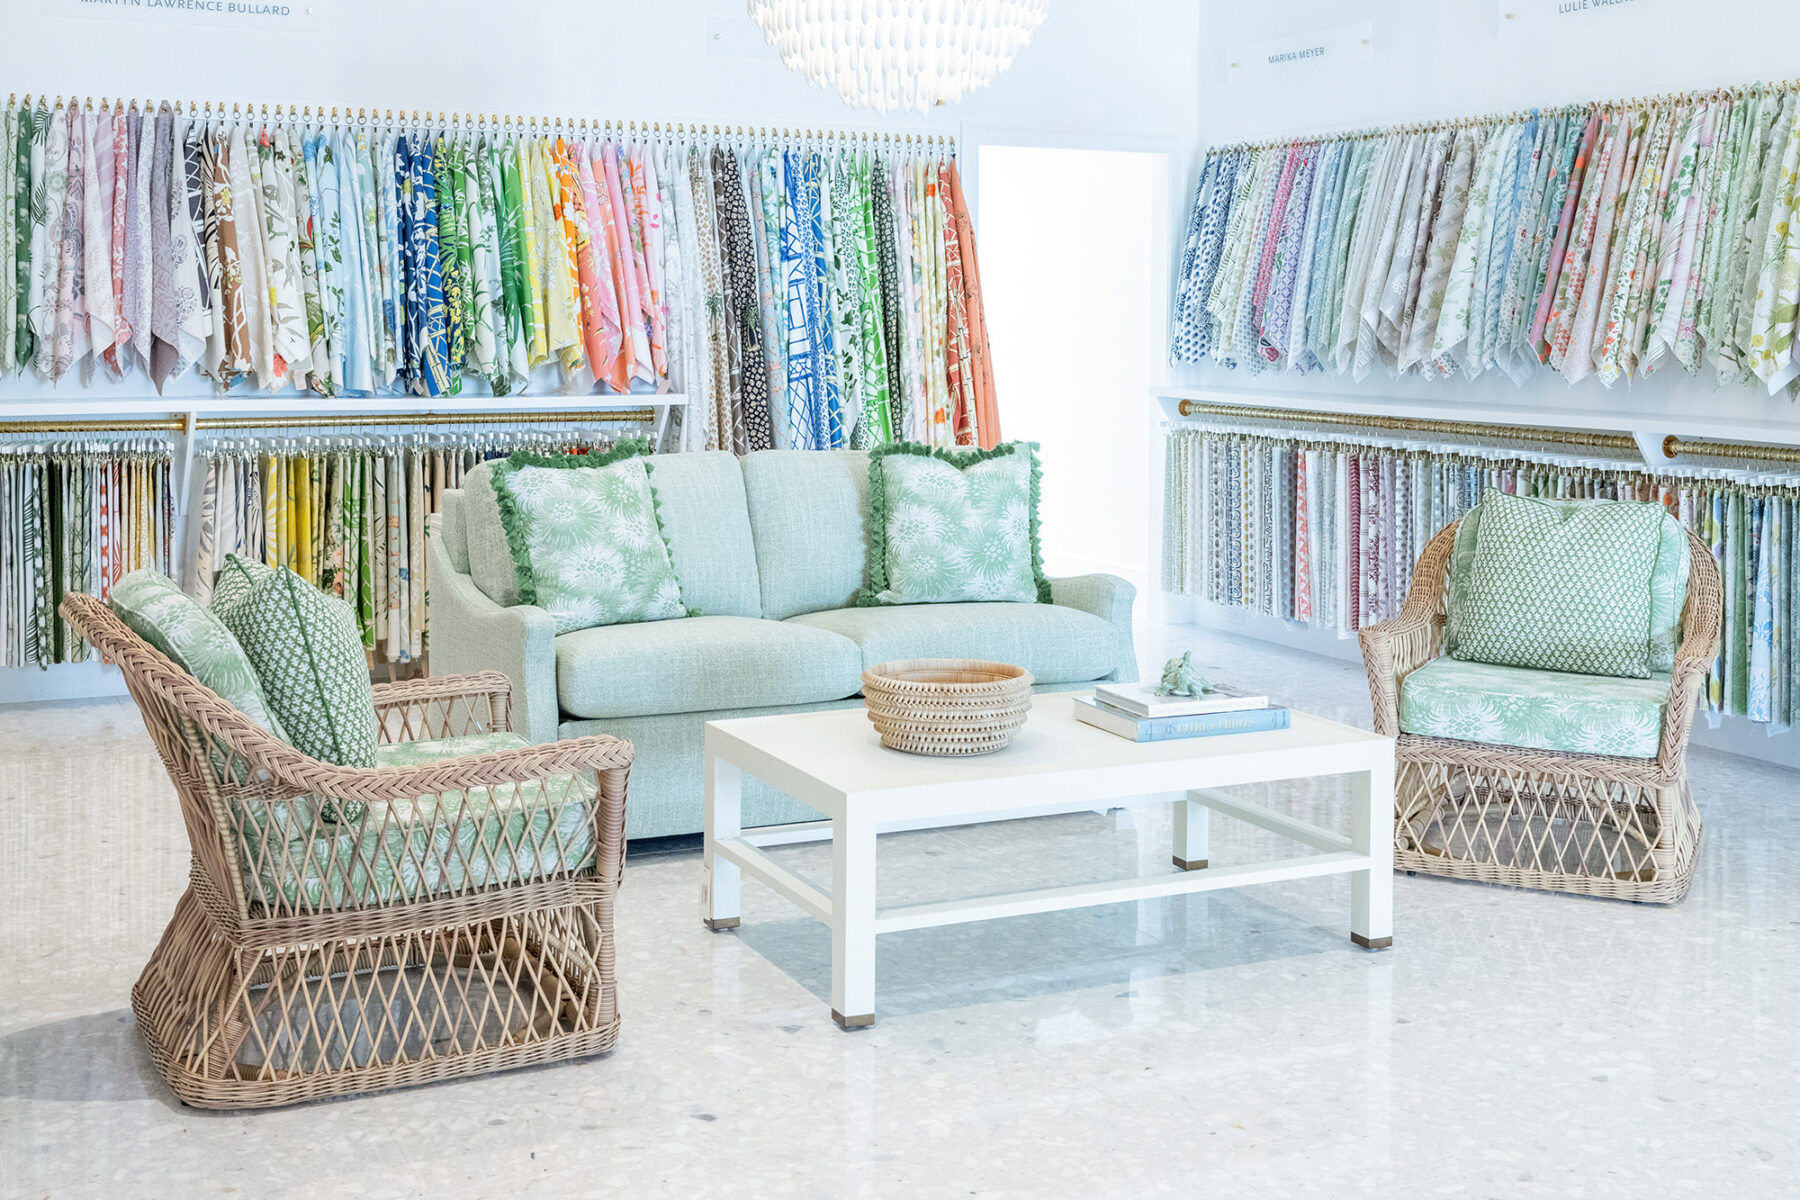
438,488 -> 472,576
212,555 -> 379,770
1446,501 -> 1691,671
861,443 -> 1048,606
459,462 -> 525,608
1450,489 -> 1665,678
240,731 -> 597,910
555,615 -> 864,719
788,601 -> 1128,684
492,453 -> 687,635
741,449 -> 871,621
1399,656 -> 1669,758
641,451 -> 763,619
108,569 -> 287,742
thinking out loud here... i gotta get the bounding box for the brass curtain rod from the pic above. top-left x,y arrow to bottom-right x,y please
0,408 -> 654,435
1209,74 -> 1800,156
1661,435 -> 1800,465
1174,399 -> 1638,454
5,92 -> 954,147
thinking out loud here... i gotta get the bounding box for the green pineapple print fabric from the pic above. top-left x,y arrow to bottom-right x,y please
1450,488 -> 1665,679
490,440 -> 687,635
860,441 -> 1052,607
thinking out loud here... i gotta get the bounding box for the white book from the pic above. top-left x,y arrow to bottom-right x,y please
1092,680 -> 1269,719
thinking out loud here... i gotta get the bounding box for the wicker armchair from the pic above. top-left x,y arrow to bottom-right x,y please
1358,522 -> 1722,903
62,593 -> 633,1108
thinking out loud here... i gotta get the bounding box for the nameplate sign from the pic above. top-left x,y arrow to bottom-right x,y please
1497,0 -> 1666,31
1226,22 -> 1374,84
40,0 -> 323,31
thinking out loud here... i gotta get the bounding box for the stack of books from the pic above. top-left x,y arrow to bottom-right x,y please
1072,680 -> 1289,742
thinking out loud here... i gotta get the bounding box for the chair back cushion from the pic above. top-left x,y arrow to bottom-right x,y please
1447,498 -> 1691,671
211,555 -> 379,778
108,569 -> 287,741
1448,489 -> 1666,678
742,449 -> 871,621
641,451 -> 762,618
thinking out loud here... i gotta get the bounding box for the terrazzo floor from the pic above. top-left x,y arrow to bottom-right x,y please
3,624 -> 1798,1198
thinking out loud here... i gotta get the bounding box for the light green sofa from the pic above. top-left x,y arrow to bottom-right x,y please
427,450 -> 1137,839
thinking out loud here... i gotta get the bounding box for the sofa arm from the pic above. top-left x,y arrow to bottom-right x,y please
427,524 -> 560,744
1050,573 -> 1138,683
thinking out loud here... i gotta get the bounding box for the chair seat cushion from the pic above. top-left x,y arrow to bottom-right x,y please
788,602 -> 1127,684
555,616 -> 864,719
1399,657 -> 1669,758
241,733 -> 597,911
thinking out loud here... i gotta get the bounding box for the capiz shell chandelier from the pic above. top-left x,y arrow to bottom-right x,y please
748,1 -> 1051,115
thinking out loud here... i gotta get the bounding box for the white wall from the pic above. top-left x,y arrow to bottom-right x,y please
1169,0 -> 1800,443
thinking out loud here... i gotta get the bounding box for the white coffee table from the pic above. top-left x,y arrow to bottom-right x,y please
701,692 -> 1396,1028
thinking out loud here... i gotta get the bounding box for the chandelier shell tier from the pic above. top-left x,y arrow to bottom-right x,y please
748,1 -> 1050,115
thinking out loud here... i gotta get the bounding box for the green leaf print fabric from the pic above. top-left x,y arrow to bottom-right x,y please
1449,488 -> 1664,678
1400,656 -> 1668,758
860,441 -> 1051,607
241,730 -> 598,911
490,439 -> 688,635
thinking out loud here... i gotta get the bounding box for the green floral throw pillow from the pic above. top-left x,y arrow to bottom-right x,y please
1450,488 -> 1665,679
859,442 -> 1052,607
490,440 -> 688,635
109,569 -> 288,742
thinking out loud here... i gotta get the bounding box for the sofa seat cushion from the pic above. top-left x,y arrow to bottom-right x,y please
1399,657 -> 1669,758
241,733 -> 597,912
788,602 -> 1127,685
555,616 -> 864,719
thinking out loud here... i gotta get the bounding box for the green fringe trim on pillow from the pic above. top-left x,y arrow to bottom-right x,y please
856,440 -> 1053,607
490,439 -> 654,609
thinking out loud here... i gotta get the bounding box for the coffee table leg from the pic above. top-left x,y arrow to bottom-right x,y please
1350,759 -> 1396,950
830,809 -> 876,1029
1172,790 -> 1209,870
702,755 -> 742,932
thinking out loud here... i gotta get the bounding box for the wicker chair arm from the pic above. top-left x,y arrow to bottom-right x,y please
271,733 -> 633,803
1657,532 -> 1724,777
1358,521 -> 1456,737
371,670 -> 515,742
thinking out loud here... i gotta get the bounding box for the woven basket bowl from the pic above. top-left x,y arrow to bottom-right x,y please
862,658 -> 1035,756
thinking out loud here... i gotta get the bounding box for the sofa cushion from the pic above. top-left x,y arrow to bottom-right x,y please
643,451 -> 762,619
741,449 -> 871,620
460,461 -> 524,608
1449,488 -> 1665,678
861,441 -> 1051,607
1399,657 -> 1668,758
490,446 -> 689,635
240,732 -> 597,911
788,602 -> 1127,684
1447,499 -> 1690,671
555,615 -> 864,719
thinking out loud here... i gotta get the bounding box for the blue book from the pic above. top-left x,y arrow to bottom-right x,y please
1072,696 -> 1291,742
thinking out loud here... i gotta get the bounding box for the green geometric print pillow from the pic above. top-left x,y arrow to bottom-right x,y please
211,554 -> 379,772
1446,500 -> 1691,671
109,569 -> 288,742
490,440 -> 688,636
859,441 -> 1052,607
1449,489 -> 1666,679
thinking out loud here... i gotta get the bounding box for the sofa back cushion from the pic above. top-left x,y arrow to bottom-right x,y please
460,461 -> 524,607
1446,497 -> 1691,671
1448,489 -> 1666,679
742,449 -> 871,621
643,451 -> 762,618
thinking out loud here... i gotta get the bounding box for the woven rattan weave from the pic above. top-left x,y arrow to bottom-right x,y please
861,658 -> 1034,755
1358,524 -> 1722,903
61,593 -> 633,1108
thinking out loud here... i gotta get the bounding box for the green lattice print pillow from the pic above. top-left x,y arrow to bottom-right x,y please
1450,488 -> 1665,679
859,441 -> 1052,607
490,439 -> 689,635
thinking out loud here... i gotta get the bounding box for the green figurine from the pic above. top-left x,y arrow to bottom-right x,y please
1156,651 -> 1211,698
